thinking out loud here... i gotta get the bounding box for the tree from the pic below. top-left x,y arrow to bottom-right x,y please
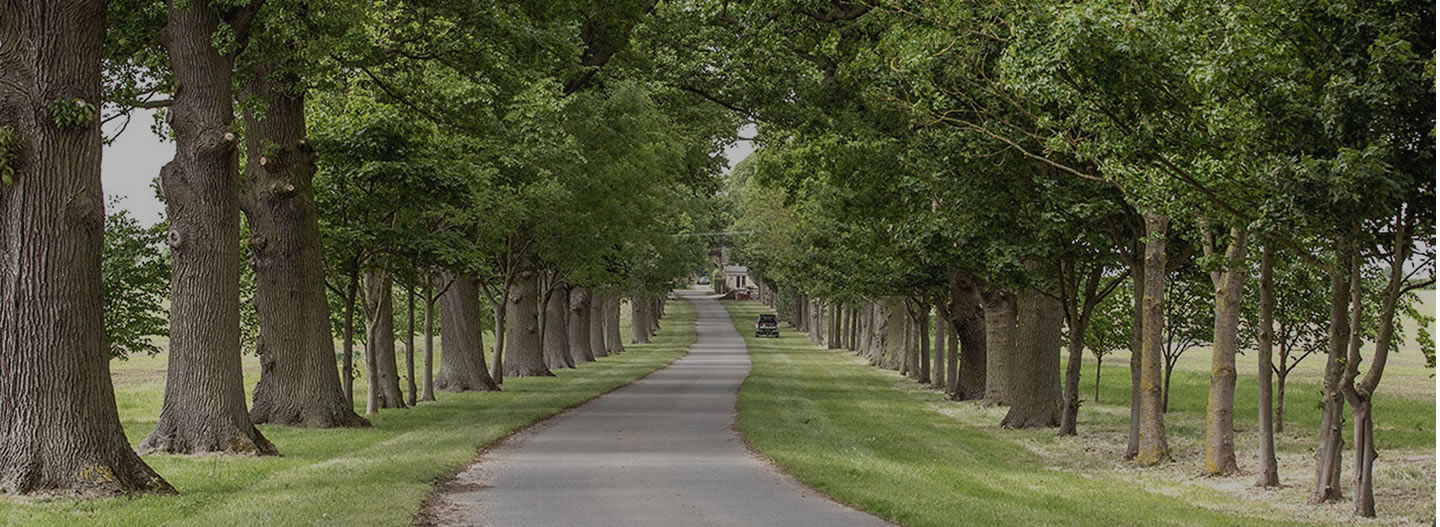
0,0 -> 175,495
102,206 -> 170,359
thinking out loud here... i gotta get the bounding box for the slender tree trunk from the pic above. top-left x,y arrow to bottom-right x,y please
143,0 -> 276,456
569,286 -> 595,363
605,293 -> 624,355
590,291 -> 608,357
241,65 -> 365,428
1126,259 -> 1144,460
1275,372 -> 1287,434
341,278 -> 357,405
932,312 -> 947,390
1002,280 -> 1063,429
1136,211 -> 1170,466
0,0 -> 175,493
981,291 -> 1016,406
1163,362 -> 1174,413
503,270 -> 551,377
362,272 -> 406,411
435,273 -> 501,391
406,284 -> 417,406
1094,357 -> 1103,402
421,281 -> 437,401
542,286 -> 573,369
1311,255 -> 1350,503
915,302 -> 931,382
1255,243 -> 1279,487
1059,333 -> 1086,435
1204,226 -> 1247,475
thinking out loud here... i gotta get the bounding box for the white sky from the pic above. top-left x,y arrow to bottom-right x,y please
102,109 -> 170,226
722,123 -> 756,176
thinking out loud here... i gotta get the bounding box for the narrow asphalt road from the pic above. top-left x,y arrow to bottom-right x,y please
433,287 -> 890,527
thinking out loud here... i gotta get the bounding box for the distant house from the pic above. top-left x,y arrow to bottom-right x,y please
722,265 -> 750,293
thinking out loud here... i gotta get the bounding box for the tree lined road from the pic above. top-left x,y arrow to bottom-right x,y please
436,288 -> 890,526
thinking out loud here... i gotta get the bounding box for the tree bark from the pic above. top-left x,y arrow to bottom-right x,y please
947,325 -> 960,395
435,273 -> 501,391
1275,372 -> 1287,434
142,0 -> 276,456
542,285 -> 573,369
1126,259 -> 1144,460
241,64 -> 366,428
981,291 -> 1016,406
1203,225 -> 1247,475
631,295 -> 651,344
0,0 -> 175,494
503,270 -> 551,377
406,284 -> 417,405
568,286 -> 595,363
1136,211 -> 1170,466
947,271 -> 987,400
590,290 -> 608,357
341,277 -> 357,406
1001,282 -> 1063,429
604,292 -> 624,355
421,281 -> 437,401
362,272 -> 406,411
932,311 -> 947,390
1255,244 -> 1279,487
1311,254 -> 1350,503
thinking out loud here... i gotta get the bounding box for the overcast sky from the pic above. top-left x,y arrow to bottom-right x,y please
103,114 -> 756,227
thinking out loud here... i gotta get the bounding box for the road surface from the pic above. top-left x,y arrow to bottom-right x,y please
431,287 -> 891,527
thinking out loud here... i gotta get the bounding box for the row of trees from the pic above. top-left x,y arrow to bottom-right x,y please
689,0 -> 1432,519
2,0 -> 728,497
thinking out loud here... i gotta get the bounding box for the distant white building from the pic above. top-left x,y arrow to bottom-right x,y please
722,265 -> 750,292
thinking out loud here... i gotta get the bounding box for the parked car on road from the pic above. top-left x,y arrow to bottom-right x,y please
697,276 -> 711,285
755,314 -> 780,338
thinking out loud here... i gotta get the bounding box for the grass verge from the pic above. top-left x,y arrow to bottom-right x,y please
0,299 -> 694,527
722,299 -> 1335,527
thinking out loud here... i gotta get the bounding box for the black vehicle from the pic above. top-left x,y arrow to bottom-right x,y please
755,314 -> 780,338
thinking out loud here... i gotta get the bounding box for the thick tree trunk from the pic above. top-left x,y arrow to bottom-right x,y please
1311,261 -> 1349,503
1136,211 -> 1170,466
1255,244 -> 1279,487
569,287 -> 595,363
421,282 -> 437,401
1001,282 -> 1063,429
981,291 -> 1016,406
590,291 -> 608,358
1351,400 -> 1376,516
362,272 -> 406,411
605,293 -> 624,355
542,286 -> 573,369
947,271 -> 987,400
883,299 -> 906,370
242,65 -> 366,428
932,313 -> 947,390
631,296 -> 651,344
435,273 -> 501,391
0,1 -> 175,494
142,0 -> 276,456
503,270 -> 551,377
1204,226 -> 1247,475
947,326 -> 960,395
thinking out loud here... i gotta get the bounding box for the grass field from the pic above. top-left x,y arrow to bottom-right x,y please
722,299 -> 1436,527
0,300 -> 694,527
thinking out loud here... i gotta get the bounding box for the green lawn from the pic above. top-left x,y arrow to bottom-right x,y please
721,299 -> 1429,527
0,299 -> 693,527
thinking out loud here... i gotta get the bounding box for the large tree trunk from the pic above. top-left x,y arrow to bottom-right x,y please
362,272 -> 406,411
604,292 -> 624,355
631,296 -> 651,344
241,64 -> 366,429
981,291 -> 1016,406
421,281 -> 437,401
1136,211 -> 1170,466
882,299 -> 906,370
1255,244 -> 1279,487
947,271 -> 987,400
1203,225 -> 1247,475
1311,257 -> 1349,503
435,273 -> 501,391
1001,281 -> 1063,429
503,270 -> 551,377
589,291 -> 608,357
142,0 -> 276,456
0,0 -> 175,494
568,286 -> 595,363
542,286 -> 573,369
